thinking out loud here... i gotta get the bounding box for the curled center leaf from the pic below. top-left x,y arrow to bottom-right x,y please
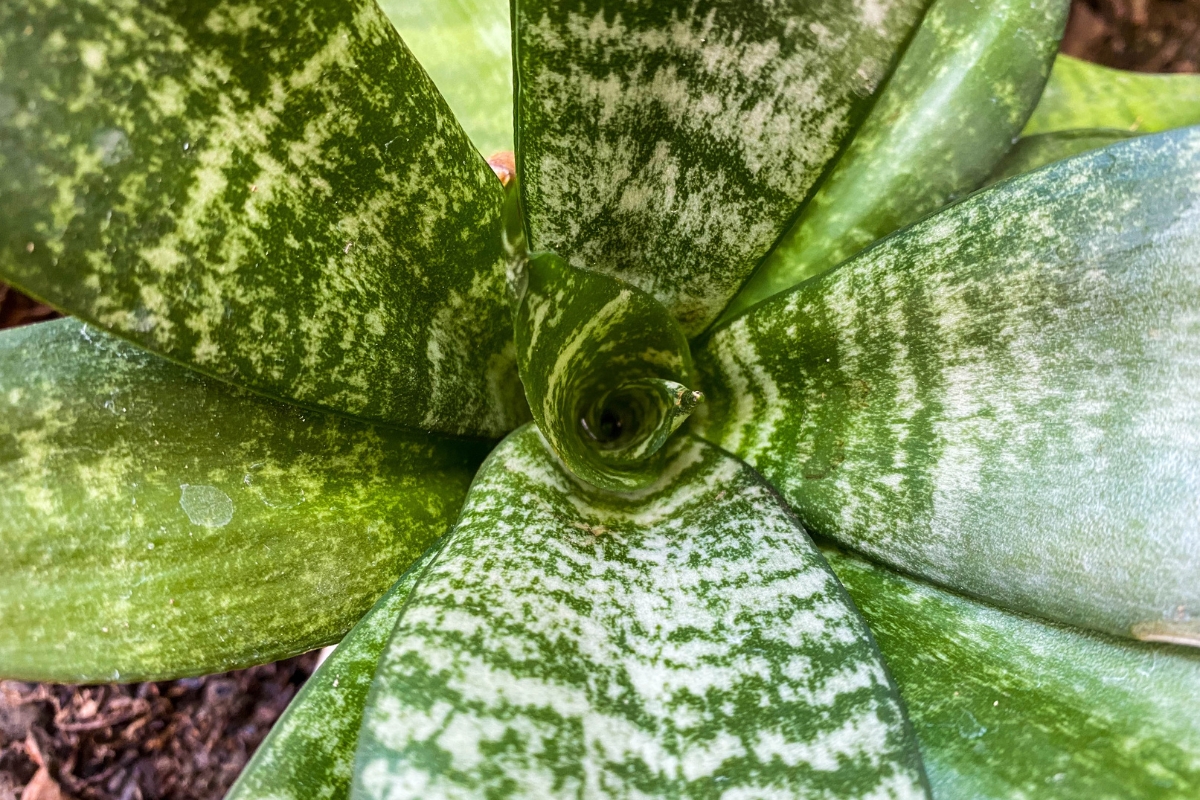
510,252 -> 702,491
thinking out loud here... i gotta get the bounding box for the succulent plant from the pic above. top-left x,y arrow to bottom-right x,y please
2,0 -> 1200,797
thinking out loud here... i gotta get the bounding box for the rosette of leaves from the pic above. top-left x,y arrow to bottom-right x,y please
2,0 -> 1200,797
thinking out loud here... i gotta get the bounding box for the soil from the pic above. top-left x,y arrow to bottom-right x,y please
0,655 -> 318,800
1,1 -> 1197,797
1065,0 -> 1200,71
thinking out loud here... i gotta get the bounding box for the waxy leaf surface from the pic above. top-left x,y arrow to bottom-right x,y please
511,252 -> 700,492
695,129 -> 1200,643
377,0 -> 513,156
724,0 -> 1068,321
0,0 -> 525,437
827,548 -> 1200,799
1023,54 -> 1200,136
227,549 -> 436,800
985,128 -> 1135,184
0,320 -> 486,682
514,0 -> 930,335
354,425 -> 929,799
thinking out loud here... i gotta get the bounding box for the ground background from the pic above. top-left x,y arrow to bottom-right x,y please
1,1 -> 1197,797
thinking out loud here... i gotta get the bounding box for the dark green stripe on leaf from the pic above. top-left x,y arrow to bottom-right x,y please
514,0 -> 930,335
0,0 -> 526,437
0,319 -> 486,683
354,425 -> 929,799
227,548 -> 437,800
695,128 -> 1200,643
510,252 -> 701,491
723,0 -> 1069,322
828,548 -> 1200,799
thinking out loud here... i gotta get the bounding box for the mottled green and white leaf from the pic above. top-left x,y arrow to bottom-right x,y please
723,0 -> 1068,322
354,425 -> 929,799
695,128 -> 1200,643
0,319 -> 485,683
515,0 -> 930,334
828,547 -> 1200,799
510,252 -> 701,491
0,0 -> 525,436
226,548 -> 437,800
985,128 -> 1135,184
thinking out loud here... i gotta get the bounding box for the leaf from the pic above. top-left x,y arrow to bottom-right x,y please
510,252 -> 702,491
694,128 -> 1200,643
826,547 -> 1200,799
514,0 -> 930,335
0,319 -> 487,683
0,0 -> 526,437
353,425 -> 930,799
1023,54 -> 1200,137
985,128 -> 1136,184
721,0 -> 1069,323
376,0 -> 514,156
226,547 -> 437,800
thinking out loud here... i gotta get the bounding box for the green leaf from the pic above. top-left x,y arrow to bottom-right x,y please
0,0 -> 526,437
353,425 -> 930,798
0,319 -> 487,683
694,128 -> 1200,643
226,547 -> 437,800
514,0 -> 930,335
722,0 -> 1069,323
377,0 -> 514,156
1023,54 -> 1200,136
985,128 -> 1136,184
510,252 -> 702,491
826,547 -> 1200,799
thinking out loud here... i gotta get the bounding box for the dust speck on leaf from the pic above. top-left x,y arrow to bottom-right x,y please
179,484 -> 234,527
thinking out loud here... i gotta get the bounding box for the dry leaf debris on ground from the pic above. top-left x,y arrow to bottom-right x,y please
0,655 -> 317,800
0,0 -> 1197,798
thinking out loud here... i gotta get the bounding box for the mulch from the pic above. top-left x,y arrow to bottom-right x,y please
0,656 -> 317,800
1,1 -> 1196,797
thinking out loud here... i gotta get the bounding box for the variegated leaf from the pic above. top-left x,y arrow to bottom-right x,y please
510,252 -> 701,492
0,0 -> 526,437
377,0 -> 513,156
514,0 -> 930,335
723,0 -> 1068,322
985,128 -> 1135,184
694,128 -> 1200,643
1023,54 -> 1200,137
226,548 -> 436,800
0,319 -> 485,682
827,547 -> 1200,799
353,424 -> 930,799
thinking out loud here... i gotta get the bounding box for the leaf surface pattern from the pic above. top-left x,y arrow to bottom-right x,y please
354,425 -> 929,799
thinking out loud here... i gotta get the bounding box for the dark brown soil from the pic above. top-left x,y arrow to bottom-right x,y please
1065,0 -> 1200,72
0,285 -> 57,331
1,2 -> 1197,797
0,655 -> 318,800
